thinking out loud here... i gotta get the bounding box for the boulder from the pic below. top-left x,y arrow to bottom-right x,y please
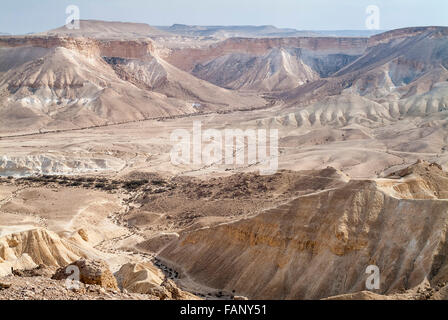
115,262 -> 163,294
0,282 -> 11,290
53,259 -> 118,290
114,262 -> 200,300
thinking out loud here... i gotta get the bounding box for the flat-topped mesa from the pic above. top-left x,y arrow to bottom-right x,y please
216,37 -> 369,54
0,36 -> 155,60
0,36 -> 101,57
165,36 -> 369,72
45,20 -> 170,38
97,39 -> 154,59
368,26 -> 448,46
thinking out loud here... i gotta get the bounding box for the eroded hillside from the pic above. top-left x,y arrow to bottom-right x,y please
158,161 -> 448,299
0,22 -> 447,301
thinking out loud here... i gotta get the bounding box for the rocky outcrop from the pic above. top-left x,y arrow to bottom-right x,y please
160,36 -> 370,91
98,39 -> 154,59
53,259 -> 118,290
164,37 -> 368,73
0,36 -> 101,57
378,160 -> 448,199
325,278 -> 448,300
368,26 -> 448,47
115,262 -> 164,294
0,36 -> 154,60
0,274 -> 156,300
159,278 -> 199,300
115,262 -> 199,300
0,228 -> 90,277
0,154 -> 125,176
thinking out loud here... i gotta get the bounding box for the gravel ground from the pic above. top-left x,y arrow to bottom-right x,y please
0,275 -> 157,300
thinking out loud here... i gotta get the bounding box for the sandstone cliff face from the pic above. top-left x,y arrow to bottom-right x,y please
273,26 -> 448,118
162,37 -> 367,92
158,163 -> 448,299
191,48 -> 322,91
164,37 -> 368,72
98,40 -> 154,59
334,27 -> 448,79
0,36 -> 155,60
368,26 -> 448,47
0,229 -> 92,276
0,37 -> 102,59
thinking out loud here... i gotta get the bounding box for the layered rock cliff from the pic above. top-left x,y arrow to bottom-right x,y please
368,26 -> 448,47
0,36 -> 155,60
164,37 -> 368,72
0,228 -> 94,276
160,36 -> 368,91
0,34 -> 265,134
158,162 -> 448,299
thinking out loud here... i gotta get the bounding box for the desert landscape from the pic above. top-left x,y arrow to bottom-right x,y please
0,9 -> 447,302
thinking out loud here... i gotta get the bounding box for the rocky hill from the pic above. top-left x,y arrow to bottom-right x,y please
158,161 -> 448,299
44,20 -> 172,38
0,34 -> 265,135
155,24 -> 319,38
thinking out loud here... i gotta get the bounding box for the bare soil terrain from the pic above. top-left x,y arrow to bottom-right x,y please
0,22 -> 447,300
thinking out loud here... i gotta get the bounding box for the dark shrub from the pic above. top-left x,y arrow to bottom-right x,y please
123,179 -> 148,190
94,183 -> 105,189
152,179 -> 165,186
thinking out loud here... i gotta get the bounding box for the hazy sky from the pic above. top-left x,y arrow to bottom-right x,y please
1,0 -> 447,35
